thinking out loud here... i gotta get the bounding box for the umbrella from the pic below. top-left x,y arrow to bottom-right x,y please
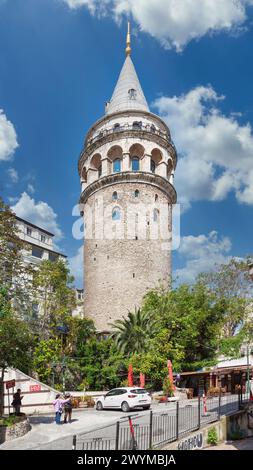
128,363 -> 134,387
167,360 -> 175,394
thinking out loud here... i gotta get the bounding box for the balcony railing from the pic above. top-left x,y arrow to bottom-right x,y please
85,123 -> 176,150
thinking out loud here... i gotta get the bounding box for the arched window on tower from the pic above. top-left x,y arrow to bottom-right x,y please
112,191 -> 118,201
113,159 -> 121,173
151,159 -> 156,173
112,207 -> 121,221
132,157 -> 140,172
153,208 -> 159,222
98,165 -> 102,177
134,189 -> 140,198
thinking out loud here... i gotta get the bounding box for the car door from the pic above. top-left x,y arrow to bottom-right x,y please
112,389 -> 127,408
103,389 -> 118,408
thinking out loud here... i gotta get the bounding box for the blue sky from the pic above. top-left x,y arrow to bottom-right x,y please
1,0 -> 253,287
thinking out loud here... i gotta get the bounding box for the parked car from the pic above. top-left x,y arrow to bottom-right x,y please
96,387 -> 152,412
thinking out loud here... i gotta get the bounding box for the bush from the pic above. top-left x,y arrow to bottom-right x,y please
0,414 -> 26,427
207,427 -> 218,446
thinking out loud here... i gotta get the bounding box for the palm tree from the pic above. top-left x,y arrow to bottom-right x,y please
110,308 -> 156,356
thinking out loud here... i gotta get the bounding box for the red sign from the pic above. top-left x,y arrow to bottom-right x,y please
6,379 -> 15,390
30,384 -> 41,392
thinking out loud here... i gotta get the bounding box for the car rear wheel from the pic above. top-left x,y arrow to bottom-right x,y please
96,401 -> 103,411
121,401 -> 130,412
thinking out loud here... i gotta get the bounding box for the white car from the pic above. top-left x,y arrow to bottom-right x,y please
96,387 -> 152,412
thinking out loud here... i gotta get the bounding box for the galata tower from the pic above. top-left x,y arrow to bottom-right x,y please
78,24 -> 177,332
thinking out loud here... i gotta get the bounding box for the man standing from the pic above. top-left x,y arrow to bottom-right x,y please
12,389 -> 23,415
63,393 -> 73,423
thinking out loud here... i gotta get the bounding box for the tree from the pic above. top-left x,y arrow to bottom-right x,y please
0,289 -> 34,415
32,259 -> 76,339
0,197 -> 34,318
198,258 -> 253,338
110,308 -> 157,356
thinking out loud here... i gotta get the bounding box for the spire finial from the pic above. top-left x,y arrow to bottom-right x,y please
125,21 -> 131,56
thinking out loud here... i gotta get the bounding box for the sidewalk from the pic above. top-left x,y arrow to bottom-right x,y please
205,438 -> 253,450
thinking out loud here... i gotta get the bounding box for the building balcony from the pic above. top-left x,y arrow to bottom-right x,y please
79,122 -> 177,169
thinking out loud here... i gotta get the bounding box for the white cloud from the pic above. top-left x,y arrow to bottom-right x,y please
7,168 -> 18,183
153,85 -> 253,208
11,192 -> 63,240
175,230 -> 232,283
0,109 -> 18,161
27,183 -> 35,194
62,0 -> 253,51
69,245 -> 83,287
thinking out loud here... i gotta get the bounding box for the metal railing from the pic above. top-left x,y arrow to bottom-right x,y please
72,392 -> 250,451
85,123 -> 176,150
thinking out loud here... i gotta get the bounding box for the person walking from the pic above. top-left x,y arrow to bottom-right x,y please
53,393 -> 65,424
12,389 -> 23,415
63,393 -> 73,423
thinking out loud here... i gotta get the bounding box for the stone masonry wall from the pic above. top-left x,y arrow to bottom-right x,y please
84,181 -> 173,331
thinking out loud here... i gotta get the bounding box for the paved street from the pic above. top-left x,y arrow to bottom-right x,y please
0,395 -> 240,450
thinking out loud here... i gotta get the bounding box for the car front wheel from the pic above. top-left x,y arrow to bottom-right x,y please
96,401 -> 103,411
121,401 -> 130,412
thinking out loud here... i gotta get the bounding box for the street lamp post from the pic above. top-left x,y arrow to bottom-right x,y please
246,344 -> 250,397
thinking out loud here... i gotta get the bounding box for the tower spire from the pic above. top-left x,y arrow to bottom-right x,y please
125,21 -> 131,56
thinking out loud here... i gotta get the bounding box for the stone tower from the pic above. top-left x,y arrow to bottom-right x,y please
78,24 -> 177,332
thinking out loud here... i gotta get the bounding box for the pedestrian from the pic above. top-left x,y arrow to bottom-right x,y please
63,393 -> 73,423
53,393 -> 64,424
11,388 -> 23,415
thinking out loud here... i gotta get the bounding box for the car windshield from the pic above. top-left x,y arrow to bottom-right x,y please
130,389 -> 148,394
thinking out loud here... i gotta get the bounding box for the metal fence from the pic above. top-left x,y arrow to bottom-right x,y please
72,392 -> 249,451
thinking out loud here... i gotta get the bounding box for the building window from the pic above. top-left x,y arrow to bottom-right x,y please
49,252 -> 58,262
112,191 -> 118,200
128,88 -> 137,100
153,209 -> 159,222
26,227 -> 32,236
32,246 -> 43,259
133,273 -> 135,278
151,159 -> 156,173
134,189 -> 139,198
41,234 -> 46,243
98,165 -> 102,177
132,157 -> 140,172
155,194 -> 158,202
78,293 -> 82,300
150,124 -> 156,133
112,207 -> 121,221
113,159 -> 121,173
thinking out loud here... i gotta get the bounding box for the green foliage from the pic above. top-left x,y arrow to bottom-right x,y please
32,259 -> 76,339
207,427 -> 218,446
163,378 -> 174,397
0,198 -> 34,318
110,308 -> 156,356
75,338 -> 125,390
0,414 -> 26,427
33,338 -> 61,383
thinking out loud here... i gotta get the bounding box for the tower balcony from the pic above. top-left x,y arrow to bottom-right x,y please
78,122 -> 177,174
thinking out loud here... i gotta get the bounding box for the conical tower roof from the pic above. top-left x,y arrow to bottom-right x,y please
105,53 -> 149,115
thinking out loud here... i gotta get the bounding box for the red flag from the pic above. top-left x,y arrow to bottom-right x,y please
140,373 -> 145,388
167,360 -> 175,393
128,363 -> 133,387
